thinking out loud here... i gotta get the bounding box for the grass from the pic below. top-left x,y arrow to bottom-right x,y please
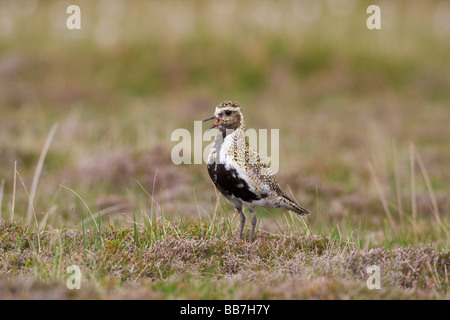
0,217 -> 448,299
0,0 -> 449,299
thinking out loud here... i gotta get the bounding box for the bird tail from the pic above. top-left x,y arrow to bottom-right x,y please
280,195 -> 309,216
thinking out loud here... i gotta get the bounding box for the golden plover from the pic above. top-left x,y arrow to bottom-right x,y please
203,101 -> 309,241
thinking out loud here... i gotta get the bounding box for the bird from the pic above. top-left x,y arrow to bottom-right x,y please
203,101 -> 309,241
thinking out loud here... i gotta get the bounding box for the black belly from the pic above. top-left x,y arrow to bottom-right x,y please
207,163 -> 263,202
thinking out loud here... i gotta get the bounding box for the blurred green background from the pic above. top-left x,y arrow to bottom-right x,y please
0,0 -> 449,247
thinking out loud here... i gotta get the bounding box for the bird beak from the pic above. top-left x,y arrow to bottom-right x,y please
203,115 -> 220,130
202,115 -> 215,122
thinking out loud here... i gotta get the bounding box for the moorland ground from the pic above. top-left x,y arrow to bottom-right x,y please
0,1 -> 449,299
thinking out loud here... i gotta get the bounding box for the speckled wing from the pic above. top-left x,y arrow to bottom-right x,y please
225,129 -> 309,215
227,130 -> 284,200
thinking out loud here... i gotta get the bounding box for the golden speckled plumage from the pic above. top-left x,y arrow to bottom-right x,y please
203,101 -> 309,241
229,128 -> 283,196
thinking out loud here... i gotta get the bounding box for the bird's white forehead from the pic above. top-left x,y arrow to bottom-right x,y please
215,105 -> 240,115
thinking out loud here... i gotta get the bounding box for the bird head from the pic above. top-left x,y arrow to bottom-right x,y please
203,101 -> 244,131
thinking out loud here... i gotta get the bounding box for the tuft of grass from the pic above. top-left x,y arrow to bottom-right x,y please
26,123 -> 58,226
0,179 -> 4,219
0,219 -> 448,299
0,0 -> 449,299
368,142 -> 449,250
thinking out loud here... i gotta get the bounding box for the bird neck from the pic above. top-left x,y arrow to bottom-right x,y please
218,119 -> 245,139
239,118 -> 246,131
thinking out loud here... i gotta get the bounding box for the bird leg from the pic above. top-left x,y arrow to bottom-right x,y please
236,206 -> 246,240
249,208 -> 257,242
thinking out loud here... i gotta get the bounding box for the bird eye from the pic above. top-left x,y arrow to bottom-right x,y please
225,110 -> 232,116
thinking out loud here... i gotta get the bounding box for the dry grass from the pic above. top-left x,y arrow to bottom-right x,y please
0,0 -> 449,299
0,220 -> 448,299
